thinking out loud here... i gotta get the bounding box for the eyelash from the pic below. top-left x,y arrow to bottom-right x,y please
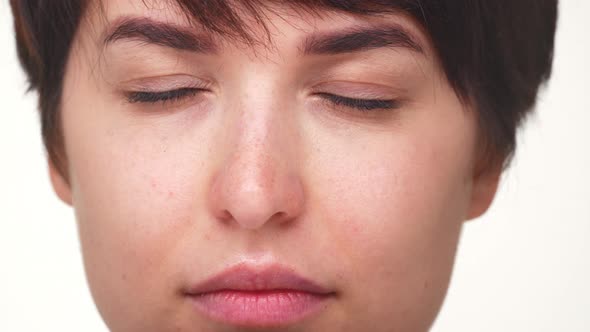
126,88 -> 398,111
314,92 -> 399,111
126,88 -> 202,104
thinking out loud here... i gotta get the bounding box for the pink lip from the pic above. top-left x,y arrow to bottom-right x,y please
184,263 -> 335,327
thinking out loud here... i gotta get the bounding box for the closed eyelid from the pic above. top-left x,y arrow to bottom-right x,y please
311,81 -> 403,99
317,93 -> 401,110
117,75 -> 212,91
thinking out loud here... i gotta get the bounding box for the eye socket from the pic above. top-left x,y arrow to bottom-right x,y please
125,88 -> 205,104
315,92 -> 400,112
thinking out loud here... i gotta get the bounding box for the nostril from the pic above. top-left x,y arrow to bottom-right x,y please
218,210 -> 233,223
270,211 -> 288,221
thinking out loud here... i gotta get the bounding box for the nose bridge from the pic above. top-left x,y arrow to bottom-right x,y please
207,75 -> 304,230
233,73 -> 289,184
233,108 -> 283,198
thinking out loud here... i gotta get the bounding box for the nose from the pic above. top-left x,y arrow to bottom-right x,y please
207,103 -> 305,230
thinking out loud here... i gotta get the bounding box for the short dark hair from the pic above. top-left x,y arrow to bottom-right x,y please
10,0 -> 558,178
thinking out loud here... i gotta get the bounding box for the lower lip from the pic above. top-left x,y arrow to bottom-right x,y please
188,290 -> 331,327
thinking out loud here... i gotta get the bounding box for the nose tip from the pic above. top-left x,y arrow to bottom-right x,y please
208,155 -> 305,230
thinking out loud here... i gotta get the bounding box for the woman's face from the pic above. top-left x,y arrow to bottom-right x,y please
53,1 -> 500,331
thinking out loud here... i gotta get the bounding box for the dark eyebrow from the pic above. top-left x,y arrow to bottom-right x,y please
302,25 -> 424,56
103,18 -> 422,57
103,17 -> 217,53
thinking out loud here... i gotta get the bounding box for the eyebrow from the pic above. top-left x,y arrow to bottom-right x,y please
103,17 -> 424,57
103,17 -> 217,53
302,25 -> 424,56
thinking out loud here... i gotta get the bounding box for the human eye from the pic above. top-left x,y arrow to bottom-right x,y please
316,92 -> 400,112
125,87 -> 205,104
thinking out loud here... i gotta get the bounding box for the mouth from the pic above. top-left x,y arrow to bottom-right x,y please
183,263 -> 337,327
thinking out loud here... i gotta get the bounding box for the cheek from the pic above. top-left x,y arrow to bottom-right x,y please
63,104 -> 216,325
70,127 -> 206,243
312,135 -> 470,269
306,114 -> 475,328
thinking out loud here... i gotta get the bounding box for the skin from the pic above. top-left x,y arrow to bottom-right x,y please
50,1 -> 502,331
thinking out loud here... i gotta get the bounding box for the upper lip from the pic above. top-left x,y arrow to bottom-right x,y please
185,263 -> 334,295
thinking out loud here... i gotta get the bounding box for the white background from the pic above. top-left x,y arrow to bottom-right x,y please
0,1 -> 588,331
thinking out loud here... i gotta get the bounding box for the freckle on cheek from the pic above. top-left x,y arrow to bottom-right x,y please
351,224 -> 361,235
